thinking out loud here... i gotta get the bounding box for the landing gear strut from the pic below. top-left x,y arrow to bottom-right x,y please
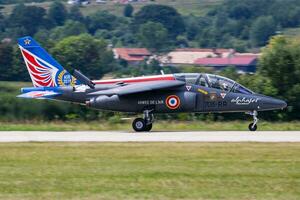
247,110 -> 258,131
132,110 -> 154,132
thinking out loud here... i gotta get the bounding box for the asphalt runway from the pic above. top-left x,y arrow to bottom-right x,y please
0,131 -> 299,142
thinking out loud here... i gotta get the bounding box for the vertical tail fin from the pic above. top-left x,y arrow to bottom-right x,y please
18,36 -> 79,87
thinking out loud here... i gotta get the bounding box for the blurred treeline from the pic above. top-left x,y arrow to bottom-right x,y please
0,0 -> 299,121
2,0 -> 300,79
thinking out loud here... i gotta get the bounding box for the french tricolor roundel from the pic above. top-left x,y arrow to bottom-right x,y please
166,95 -> 180,110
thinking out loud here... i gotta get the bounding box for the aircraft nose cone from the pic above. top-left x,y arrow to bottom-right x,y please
268,98 -> 287,109
279,100 -> 287,109
257,95 -> 287,111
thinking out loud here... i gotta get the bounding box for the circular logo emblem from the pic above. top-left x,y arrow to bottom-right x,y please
57,70 -> 76,86
166,95 -> 180,110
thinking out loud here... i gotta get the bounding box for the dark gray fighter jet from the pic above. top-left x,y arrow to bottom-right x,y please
17,36 -> 287,132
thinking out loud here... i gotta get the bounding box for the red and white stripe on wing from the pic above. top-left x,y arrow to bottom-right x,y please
93,75 -> 175,85
19,47 -> 58,87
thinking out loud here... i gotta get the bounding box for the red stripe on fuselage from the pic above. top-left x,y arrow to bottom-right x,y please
93,75 -> 175,84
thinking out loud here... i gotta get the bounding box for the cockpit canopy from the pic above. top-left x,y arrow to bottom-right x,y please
174,73 -> 253,95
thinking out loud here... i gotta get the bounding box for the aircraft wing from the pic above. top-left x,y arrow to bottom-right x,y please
17,91 -> 61,99
88,80 -> 185,96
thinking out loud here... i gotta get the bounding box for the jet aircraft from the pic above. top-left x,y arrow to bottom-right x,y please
17,36 -> 287,132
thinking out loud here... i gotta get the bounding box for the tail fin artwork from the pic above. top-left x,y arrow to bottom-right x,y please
18,36 -> 79,87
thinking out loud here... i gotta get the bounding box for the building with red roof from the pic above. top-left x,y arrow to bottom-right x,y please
113,48 -> 152,65
194,55 -> 258,73
113,47 -> 259,72
158,48 -> 235,66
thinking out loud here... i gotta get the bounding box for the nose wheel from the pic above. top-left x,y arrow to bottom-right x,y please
132,110 -> 154,132
248,123 -> 257,131
247,111 -> 258,131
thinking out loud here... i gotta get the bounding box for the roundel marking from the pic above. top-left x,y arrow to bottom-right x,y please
166,95 -> 180,110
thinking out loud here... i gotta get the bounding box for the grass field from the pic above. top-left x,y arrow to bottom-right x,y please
283,27 -> 300,37
0,0 -> 223,16
79,0 -> 223,16
0,120 -> 300,131
0,142 -> 299,199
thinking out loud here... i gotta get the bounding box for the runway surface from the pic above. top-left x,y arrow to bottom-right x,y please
0,131 -> 299,142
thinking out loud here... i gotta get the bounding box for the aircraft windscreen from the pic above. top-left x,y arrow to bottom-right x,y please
232,84 -> 253,95
174,73 -> 254,94
206,74 -> 235,92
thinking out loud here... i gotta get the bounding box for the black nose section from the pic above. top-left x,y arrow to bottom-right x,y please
260,97 -> 287,110
272,99 -> 287,109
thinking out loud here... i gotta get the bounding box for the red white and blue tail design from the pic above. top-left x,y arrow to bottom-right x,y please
18,36 -> 79,87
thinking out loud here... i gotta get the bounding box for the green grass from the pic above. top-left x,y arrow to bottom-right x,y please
0,81 -> 30,92
283,27 -> 300,37
0,1 -> 53,16
0,0 -> 223,16
0,120 -> 299,131
79,0 -> 223,16
0,142 -> 299,199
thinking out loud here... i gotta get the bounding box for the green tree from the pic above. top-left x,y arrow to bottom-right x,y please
138,21 -> 168,51
250,16 -> 277,46
270,1 -> 300,28
219,66 -> 239,80
259,36 -> 300,119
133,5 -> 185,38
94,29 -> 112,40
87,11 -> 117,34
48,1 -> 67,26
0,43 -> 13,81
184,15 -> 201,40
51,34 -> 115,79
68,5 -> 84,22
0,44 -> 29,81
7,4 -> 47,36
123,4 -> 134,17
237,74 -> 278,97
259,36 -> 299,95
0,13 -> 5,32
50,20 -> 87,40
34,29 -> 52,47
228,4 -> 251,19
176,35 -> 189,47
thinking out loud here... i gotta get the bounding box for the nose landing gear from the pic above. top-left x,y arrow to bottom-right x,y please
132,110 -> 154,132
247,110 -> 258,131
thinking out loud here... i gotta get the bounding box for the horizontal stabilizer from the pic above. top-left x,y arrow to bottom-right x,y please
17,91 -> 61,99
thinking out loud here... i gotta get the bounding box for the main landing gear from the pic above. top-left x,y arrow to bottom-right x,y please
132,110 -> 154,132
247,110 -> 258,131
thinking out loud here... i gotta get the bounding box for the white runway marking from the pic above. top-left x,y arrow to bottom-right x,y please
0,131 -> 299,142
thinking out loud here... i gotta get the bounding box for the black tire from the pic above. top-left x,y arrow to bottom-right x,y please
248,123 -> 257,131
144,123 -> 152,132
132,118 -> 146,132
